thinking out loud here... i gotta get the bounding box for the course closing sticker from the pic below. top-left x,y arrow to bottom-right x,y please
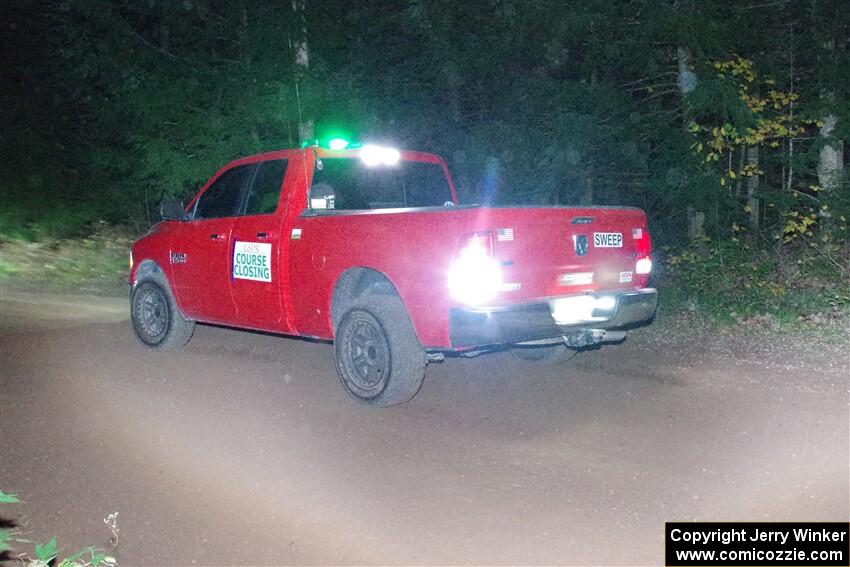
233,241 -> 272,282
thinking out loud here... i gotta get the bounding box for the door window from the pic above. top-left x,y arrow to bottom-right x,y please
243,159 -> 288,215
194,164 -> 255,219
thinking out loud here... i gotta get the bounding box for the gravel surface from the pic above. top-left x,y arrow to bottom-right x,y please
1,290 -> 847,565
629,305 -> 849,377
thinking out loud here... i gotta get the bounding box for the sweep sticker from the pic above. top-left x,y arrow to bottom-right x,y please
233,241 -> 272,282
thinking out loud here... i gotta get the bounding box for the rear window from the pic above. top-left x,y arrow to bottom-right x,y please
310,158 -> 453,211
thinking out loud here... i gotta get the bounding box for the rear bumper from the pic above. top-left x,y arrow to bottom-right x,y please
449,288 -> 657,348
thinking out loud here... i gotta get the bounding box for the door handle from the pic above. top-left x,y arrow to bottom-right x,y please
256,231 -> 273,239
210,233 -> 225,241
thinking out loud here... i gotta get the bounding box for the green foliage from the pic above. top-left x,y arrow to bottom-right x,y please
0,225 -> 132,293
0,491 -> 21,555
3,0 -> 300,232
5,1 -> 847,216
34,537 -> 58,563
0,491 -> 20,504
1,0 -> 847,296
660,240 -> 850,323
0,489 -> 117,567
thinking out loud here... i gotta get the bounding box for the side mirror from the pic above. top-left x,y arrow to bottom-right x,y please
160,197 -> 186,221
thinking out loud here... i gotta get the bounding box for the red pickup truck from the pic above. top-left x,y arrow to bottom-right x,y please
129,144 -> 657,406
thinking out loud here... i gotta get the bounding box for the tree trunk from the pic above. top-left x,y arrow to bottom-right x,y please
239,4 -> 250,65
445,61 -> 462,125
734,146 -> 745,198
676,47 -> 698,95
687,206 -> 705,241
817,114 -> 844,232
159,24 -> 170,52
482,156 -> 499,204
746,145 -> 760,236
291,0 -> 313,143
677,43 -> 704,244
580,162 -> 594,206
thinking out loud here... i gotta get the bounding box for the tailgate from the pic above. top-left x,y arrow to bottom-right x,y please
479,206 -> 651,303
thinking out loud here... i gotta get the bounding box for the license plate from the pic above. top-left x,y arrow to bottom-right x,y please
594,232 -> 622,248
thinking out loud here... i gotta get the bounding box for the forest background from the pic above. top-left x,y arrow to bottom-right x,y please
2,0 -> 848,321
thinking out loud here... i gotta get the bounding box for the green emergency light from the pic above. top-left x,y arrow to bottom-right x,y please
327,138 -> 351,150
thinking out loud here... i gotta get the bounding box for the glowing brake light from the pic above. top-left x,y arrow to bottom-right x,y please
447,231 -> 503,305
636,257 -> 652,274
634,224 -> 652,275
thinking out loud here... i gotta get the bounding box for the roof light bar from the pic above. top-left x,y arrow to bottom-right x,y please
360,144 -> 400,167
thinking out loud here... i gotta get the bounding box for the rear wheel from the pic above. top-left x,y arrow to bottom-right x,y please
511,343 -> 578,363
131,280 -> 195,350
334,296 -> 426,407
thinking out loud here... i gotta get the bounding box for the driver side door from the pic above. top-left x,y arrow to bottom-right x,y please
170,163 -> 256,324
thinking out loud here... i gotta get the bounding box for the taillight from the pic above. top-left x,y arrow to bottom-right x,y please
634,225 -> 652,275
457,231 -> 493,257
447,231 -> 503,305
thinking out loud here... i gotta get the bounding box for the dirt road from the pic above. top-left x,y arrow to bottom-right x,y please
1,291 -> 847,565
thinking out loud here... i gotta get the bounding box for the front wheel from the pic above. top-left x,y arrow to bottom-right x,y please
334,297 -> 426,407
131,280 -> 195,350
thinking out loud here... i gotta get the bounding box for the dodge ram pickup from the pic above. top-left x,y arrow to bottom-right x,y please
129,143 -> 657,406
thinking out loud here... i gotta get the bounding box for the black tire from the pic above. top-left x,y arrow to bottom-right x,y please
511,343 -> 578,363
131,280 -> 195,350
334,296 -> 426,407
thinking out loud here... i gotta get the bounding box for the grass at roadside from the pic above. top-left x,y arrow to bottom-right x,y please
0,224 -> 133,295
0,226 -> 847,341
654,240 -> 850,335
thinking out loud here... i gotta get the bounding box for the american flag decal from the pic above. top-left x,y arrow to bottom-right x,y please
497,228 -> 514,241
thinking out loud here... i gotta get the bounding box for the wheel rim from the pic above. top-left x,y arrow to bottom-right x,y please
138,288 -> 168,339
344,317 -> 389,395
